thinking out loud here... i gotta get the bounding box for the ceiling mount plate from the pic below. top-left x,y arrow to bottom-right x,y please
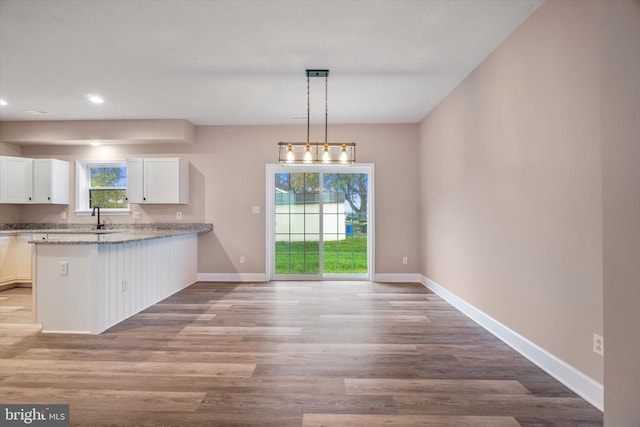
306,69 -> 329,78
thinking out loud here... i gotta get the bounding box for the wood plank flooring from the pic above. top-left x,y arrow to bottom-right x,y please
0,282 -> 603,426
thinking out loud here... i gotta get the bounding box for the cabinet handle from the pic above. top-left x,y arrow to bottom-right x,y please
143,197 -> 146,201
28,197 -> 31,201
48,197 -> 51,200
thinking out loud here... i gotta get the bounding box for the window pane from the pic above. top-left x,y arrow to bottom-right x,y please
89,189 -> 127,208
323,173 -> 368,274
274,172 -> 321,275
90,167 -> 126,187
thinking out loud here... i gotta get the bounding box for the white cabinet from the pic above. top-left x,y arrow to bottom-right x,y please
0,234 -> 33,286
33,159 -> 69,204
125,158 -> 144,204
126,157 -> 189,204
0,156 -> 33,203
0,156 -> 69,204
0,236 -> 14,285
14,235 -> 33,282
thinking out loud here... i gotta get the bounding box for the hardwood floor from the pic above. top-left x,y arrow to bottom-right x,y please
0,282 -> 603,426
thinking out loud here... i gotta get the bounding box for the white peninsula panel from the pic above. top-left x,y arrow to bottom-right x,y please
35,233 -> 198,334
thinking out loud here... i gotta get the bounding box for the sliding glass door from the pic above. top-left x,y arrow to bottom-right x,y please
267,164 -> 373,280
274,172 -> 321,275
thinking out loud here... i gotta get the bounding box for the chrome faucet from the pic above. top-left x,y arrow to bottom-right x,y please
91,206 -> 105,229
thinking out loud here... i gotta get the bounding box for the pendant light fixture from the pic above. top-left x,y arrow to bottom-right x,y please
279,69 -> 356,165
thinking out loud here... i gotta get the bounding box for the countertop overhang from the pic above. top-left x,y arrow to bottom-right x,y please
0,223 -> 213,244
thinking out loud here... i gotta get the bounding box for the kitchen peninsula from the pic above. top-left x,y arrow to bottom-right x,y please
2,223 -> 212,334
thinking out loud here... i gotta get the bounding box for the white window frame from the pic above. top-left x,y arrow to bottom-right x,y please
75,159 -> 130,215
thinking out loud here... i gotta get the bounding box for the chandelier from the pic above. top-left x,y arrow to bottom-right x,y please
279,69 -> 356,165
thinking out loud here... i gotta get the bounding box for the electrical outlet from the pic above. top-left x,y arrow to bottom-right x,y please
402,256 -> 408,265
61,211 -> 67,220
59,261 -> 68,276
176,211 -> 182,220
252,205 -> 260,214
134,211 -> 141,219
593,333 -> 604,356
240,256 -> 246,264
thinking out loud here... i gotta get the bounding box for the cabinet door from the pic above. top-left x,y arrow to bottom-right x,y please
125,158 -> 144,203
32,159 -> 52,203
14,235 -> 32,282
143,158 -> 181,203
0,236 -> 16,284
0,156 -> 33,203
33,159 -> 69,204
51,159 -> 70,204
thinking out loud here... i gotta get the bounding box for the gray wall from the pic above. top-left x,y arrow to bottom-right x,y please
419,0 -> 640,421
418,0 -> 603,385
598,0 -> 640,424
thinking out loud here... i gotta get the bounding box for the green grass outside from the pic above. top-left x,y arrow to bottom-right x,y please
275,234 -> 367,274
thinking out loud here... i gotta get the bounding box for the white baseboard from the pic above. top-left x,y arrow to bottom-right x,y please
197,273 -> 267,283
373,273 -> 422,283
197,273 -> 421,283
421,275 -> 603,412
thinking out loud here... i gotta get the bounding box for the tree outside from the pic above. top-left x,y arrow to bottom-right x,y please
89,167 -> 127,208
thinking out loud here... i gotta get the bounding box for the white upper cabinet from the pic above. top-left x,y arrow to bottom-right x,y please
33,159 -> 70,204
125,158 -> 144,204
126,158 -> 189,204
0,156 -> 34,203
0,156 -> 69,204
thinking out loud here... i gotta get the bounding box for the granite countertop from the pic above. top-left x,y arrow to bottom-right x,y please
0,223 -> 213,245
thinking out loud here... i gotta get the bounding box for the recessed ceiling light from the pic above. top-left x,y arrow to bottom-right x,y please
0,99 -> 7,106
87,94 -> 104,104
25,110 -> 49,115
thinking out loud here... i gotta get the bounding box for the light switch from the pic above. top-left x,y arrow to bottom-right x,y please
252,206 -> 260,214
60,262 -> 68,276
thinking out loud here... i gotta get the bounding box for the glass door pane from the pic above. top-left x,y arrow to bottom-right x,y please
274,172 -> 321,275
323,173 -> 368,275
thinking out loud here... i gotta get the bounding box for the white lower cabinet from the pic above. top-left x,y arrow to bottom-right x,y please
15,235 -> 33,281
0,236 -> 14,285
0,234 -> 33,286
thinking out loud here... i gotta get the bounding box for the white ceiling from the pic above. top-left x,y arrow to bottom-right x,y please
0,0 -> 543,126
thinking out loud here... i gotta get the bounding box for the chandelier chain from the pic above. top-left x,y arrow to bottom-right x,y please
307,73 -> 310,144
325,75 -> 328,144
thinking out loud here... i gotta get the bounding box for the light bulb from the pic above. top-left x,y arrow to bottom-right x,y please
303,143 -> 312,164
340,144 -> 348,164
322,144 -> 331,164
286,144 -> 294,163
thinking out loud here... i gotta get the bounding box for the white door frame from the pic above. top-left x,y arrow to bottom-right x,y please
265,163 -> 375,281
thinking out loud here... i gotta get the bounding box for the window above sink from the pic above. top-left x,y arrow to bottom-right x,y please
75,159 -> 129,215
